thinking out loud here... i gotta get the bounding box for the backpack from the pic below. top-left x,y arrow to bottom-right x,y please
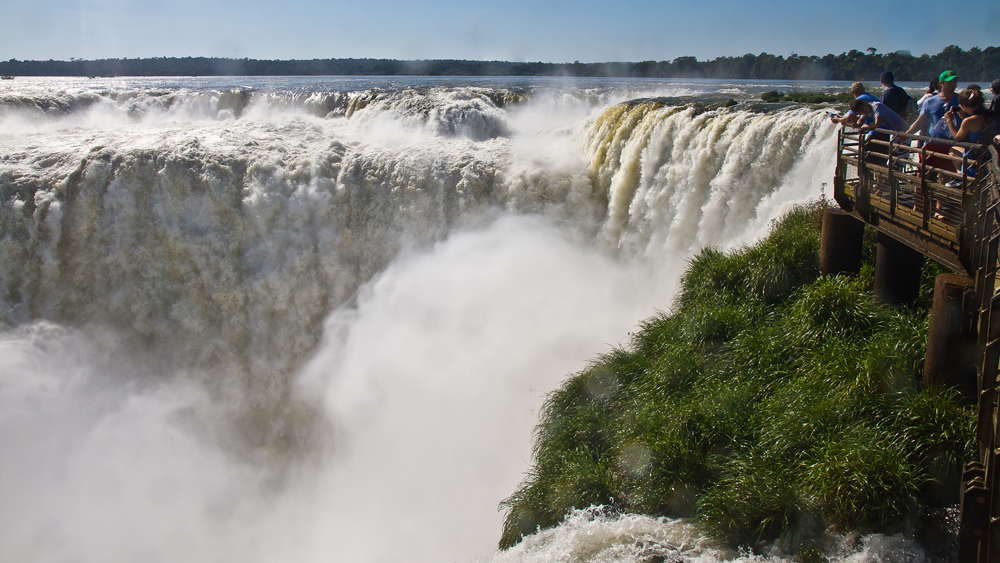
882,85 -> 912,121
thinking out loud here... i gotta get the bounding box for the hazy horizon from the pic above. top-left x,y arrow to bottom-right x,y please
2,48 -> 996,65
4,0 -> 998,64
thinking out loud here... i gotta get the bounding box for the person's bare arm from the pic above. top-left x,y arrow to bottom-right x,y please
946,110 -> 965,141
950,115 -> 983,143
906,113 -> 929,135
831,113 -> 853,124
860,114 -> 884,132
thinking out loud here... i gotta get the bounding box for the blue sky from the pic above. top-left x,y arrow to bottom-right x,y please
3,0 -> 998,62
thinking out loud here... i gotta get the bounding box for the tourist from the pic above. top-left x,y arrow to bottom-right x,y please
851,99 -> 908,167
830,82 -> 879,125
945,89 -> 990,184
945,89 -> 987,145
907,71 -> 959,138
852,99 -> 908,133
879,71 -> 910,118
991,79 -> 1000,112
906,70 -> 961,175
918,79 -> 939,110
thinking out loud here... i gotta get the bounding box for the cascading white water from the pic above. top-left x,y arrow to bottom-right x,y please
493,507 -> 931,563
0,77 -> 886,563
582,101 -> 837,253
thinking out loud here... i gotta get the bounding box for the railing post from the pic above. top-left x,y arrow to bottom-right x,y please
834,128 -> 848,209
857,130 -> 871,219
920,144 -> 930,226
888,132 -> 897,216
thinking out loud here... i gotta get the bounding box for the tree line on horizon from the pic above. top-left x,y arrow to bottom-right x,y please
2,45 -> 997,82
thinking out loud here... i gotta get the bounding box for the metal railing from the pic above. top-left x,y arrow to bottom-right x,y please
836,125 -> 1000,563
963,141 -> 1000,563
835,126 -> 992,275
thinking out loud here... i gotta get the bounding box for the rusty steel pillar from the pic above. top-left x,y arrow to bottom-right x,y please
923,274 -> 977,403
819,208 -> 865,276
873,232 -> 924,307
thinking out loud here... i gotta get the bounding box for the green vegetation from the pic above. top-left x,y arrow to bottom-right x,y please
499,202 -> 974,553
760,90 -> 854,104
2,45 -> 996,81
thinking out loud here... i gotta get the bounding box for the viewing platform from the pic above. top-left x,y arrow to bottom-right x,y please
833,126 -> 1000,563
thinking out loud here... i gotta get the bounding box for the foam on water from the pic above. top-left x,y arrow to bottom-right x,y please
0,77 -> 886,562
494,507 -> 929,563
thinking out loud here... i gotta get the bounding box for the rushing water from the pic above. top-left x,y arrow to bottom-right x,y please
0,76 -> 912,562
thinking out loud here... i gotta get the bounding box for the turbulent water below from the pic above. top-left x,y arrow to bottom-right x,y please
0,76 -> 910,563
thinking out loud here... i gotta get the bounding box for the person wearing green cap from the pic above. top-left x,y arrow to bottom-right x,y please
905,70 -> 961,175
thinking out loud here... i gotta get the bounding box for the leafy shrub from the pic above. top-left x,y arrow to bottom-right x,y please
761,90 -> 781,103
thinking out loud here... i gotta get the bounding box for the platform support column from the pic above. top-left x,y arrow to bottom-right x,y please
819,208 -> 865,276
923,274 -> 977,403
873,232 -> 924,306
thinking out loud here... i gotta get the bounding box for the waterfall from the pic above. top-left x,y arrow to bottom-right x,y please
0,78 -> 844,563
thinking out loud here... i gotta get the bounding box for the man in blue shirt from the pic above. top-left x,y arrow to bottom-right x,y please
905,70 -> 960,176
851,99 -> 908,167
851,100 -> 909,133
831,82 -> 879,126
907,70 -> 959,139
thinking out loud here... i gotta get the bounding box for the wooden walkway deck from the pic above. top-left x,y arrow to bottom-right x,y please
834,126 -> 1000,563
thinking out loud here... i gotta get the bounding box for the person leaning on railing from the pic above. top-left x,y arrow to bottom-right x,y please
905,70 -> 961,178
852,99 -> 909,133
830,82 -> 879,126
850,98 -> 909,166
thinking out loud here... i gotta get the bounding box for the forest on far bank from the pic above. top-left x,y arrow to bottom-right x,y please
2,45 -> 998,82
